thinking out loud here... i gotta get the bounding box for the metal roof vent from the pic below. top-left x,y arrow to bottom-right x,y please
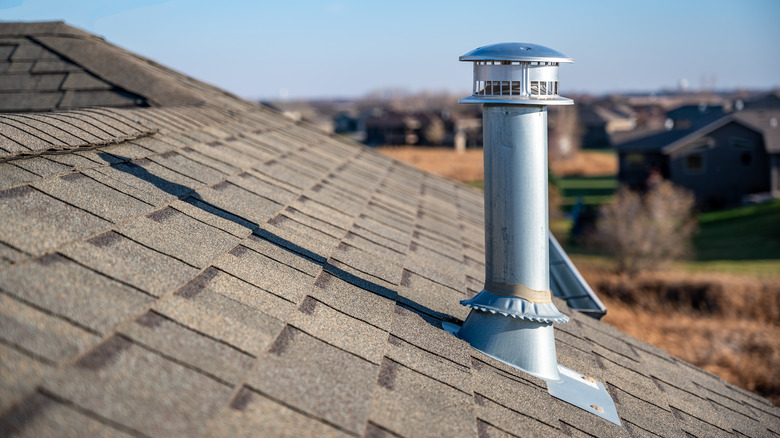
459,43 -> 573,105
443,42 -> 621,425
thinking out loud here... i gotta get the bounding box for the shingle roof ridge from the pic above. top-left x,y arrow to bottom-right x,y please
0,107 -> 157,161
0,21 -> 95,39
0,21 -> 256,111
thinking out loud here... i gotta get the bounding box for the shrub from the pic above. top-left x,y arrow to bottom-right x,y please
595,180 -> 697,275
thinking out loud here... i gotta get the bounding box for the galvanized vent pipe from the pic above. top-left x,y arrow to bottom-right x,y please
456,43 -> 573,381
447,44 -> 621,425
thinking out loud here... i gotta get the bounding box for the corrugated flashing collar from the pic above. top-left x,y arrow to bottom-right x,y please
461,290 -> 569,323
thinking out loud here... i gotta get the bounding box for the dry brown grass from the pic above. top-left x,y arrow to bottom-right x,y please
377,147 -> 484,182
576,260 -> 780,405
376,146 -> 617,181
550,150 -> 617,177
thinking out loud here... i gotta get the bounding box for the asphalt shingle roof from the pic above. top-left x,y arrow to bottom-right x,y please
1,21 -> 779,437
0,25 -> 146,112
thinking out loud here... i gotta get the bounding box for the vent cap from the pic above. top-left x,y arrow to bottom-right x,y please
459,42 -> 573,105
459,42 -> 573,63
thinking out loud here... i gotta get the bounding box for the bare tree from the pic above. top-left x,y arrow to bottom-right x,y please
595,180 -> 697,275
548,105 -> 581,162
423,118 -> 446,146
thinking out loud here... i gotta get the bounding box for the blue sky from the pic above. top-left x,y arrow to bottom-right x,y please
1,0 -> 778,100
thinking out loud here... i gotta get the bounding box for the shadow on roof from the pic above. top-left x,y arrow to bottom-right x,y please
100,152 -> 457,328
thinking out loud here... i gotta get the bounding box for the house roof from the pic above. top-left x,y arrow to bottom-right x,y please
0,21 -> 252,112
614,127 -> 693,153
734,109 -> 780,154
1,21 -> 779,437
615,109 -> 780,156
665,104 -> 725,125
744,91 -> 780,110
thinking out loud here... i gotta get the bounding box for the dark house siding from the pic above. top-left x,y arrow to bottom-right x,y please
618,151 -> 667,188
668,122 -> 770,209
773,154 -> 780,198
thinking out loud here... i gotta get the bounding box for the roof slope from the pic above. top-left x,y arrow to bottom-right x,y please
0,28 -> 145,112
0,21 -> 252,112
1,21 -> 779,438
735,109 -> 780,154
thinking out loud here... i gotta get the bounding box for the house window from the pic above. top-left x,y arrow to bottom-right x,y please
731,137 -> 753,166
685,153 -> 704,174
626,153 -> 644,169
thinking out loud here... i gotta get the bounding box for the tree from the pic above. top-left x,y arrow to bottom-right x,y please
548,105 -> 581,161
423,118 -> 446,146
595,180 -> 697,276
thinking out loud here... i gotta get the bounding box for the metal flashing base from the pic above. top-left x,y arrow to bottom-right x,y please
547,365 -> 621,425
455,310 -> 561,381
442,321 -> 621,426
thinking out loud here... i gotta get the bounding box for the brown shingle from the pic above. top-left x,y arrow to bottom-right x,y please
246,326 -> 378,435
61,231 -> 196,296
119,206 -> 239,268
0,186 -> 109,255
204,388 -> 351,438
60,71 -> 112,90
118,311 -> 255,385
33,172 -> 154,222
369,358 -> 477,438
1,255 -> 152,333
0,294 -> 100,363
45,337 -> 233,438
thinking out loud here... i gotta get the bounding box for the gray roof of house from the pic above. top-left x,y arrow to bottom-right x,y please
616,110 -> 780,156
735,109 -> 780,154
1,21 -> 778,437
614,127 -> 694,153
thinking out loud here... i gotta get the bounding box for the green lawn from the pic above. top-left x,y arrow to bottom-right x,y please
693,199 -> 780,261
556,175 -> 617,209
466,180 -> 484,190
559,197 -> 780,277
466,176 -> 780,275
469,175 -> 619,207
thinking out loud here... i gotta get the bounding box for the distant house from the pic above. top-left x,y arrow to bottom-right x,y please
664,104 -> 725,130
577,104 -> 636,149
448,114 -> 482,151
364,111 -> 422,146
744,90 -> 780,110
616,108 -> 780,209
364,111 -> 450,147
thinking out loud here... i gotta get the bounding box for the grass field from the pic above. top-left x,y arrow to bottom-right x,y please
556,175 -> 617,209
694,199 -> 780,261
557,212 -> 780,277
